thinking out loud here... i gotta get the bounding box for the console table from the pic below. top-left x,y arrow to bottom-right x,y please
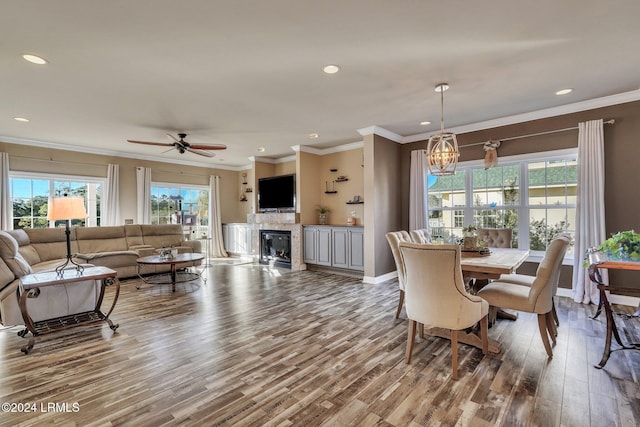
588,260 -> 640,368
17,266 -> 120,354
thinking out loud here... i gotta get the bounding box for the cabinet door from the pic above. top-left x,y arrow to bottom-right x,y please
348,229 -> 364,271
303,227 -> 317,264
317,228 -> 332,266
332,228 -> 349,269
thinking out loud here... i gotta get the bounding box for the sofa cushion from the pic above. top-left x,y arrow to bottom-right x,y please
0,258 -> 16,293
24,228 -> 79,262
124,224 -> 145,247
75,226 -> 128,253
75,251 -> 140,269
141,224 -> 186,248
7,229 -> 41,265
0,231 -> 33,277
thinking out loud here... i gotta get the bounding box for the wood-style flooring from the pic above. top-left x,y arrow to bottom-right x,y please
0,262 -> 638,426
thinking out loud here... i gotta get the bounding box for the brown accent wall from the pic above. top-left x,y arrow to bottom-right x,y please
364,134 -> 403,277
400,100 -> 640,292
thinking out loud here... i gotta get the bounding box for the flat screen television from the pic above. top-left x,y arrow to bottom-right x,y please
258,174 -> 296,212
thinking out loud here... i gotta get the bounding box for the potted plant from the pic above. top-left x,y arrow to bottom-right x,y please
585,230 -> 640,266
462,225 -> 478,249
316,206 -> 330,225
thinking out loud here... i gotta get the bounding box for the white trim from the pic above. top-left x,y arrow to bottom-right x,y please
556,288 -> 639,308
402,89 -> 640,143
357,126 -> 403,142
363,270 -> 398,284
294,141 -> 364,156
10,170 -> 107,184
151,181 -> 209,191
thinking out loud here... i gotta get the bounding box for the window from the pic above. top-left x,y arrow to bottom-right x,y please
426,150 -> 576,256
10,173 -> 103,229
151,183 -> 210,237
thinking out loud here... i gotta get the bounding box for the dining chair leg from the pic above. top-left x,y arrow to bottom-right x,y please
545,312 -> 557,343
480,315 -> 489,355
395,290 -> 405,319
552,299 -> 559,326
537,313 -> 553,358
406,319 -> 416,363
451,329 -> 459,380
418,323 -> 424,339
488,306 -> 498,325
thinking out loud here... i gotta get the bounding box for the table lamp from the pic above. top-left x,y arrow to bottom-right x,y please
47,195 -> 87,275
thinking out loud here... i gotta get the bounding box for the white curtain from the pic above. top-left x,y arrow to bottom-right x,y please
572,119 -> 607,304
209,175 -> 228,257
103,163 -> 120,226
409,149 -> 428,231
0,153 -> 12,230
136,166 -> 152,224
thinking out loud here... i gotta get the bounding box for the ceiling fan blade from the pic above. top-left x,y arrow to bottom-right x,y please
127,140 -> 174,147
186,147 -> 216,158
166,133 -> 180,143
188,143 -> 227,150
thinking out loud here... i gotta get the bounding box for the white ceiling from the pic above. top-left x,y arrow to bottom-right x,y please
2,1 -> 639,168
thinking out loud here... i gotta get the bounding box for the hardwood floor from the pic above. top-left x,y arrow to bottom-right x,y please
1,262 -> 638,426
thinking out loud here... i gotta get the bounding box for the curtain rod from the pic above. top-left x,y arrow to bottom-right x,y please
9,155 -> 108,168
460,118 -> 615,148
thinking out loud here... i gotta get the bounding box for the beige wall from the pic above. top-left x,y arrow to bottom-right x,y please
275,160 -> 296,176
316,148 -> 364,226
297,151 -> 322,224
0,142 -> 245,224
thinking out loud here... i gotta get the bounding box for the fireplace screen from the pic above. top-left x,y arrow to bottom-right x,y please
260,230 -> 292,268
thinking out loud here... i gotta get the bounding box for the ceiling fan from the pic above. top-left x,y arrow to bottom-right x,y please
127,133 -> 226,158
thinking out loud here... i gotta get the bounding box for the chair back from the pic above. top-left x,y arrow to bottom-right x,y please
385,231 -> 412,291
477,228 -> 512,248
399,242 -> 488,330
528,236 -> 570,312
409,229 -> 432,244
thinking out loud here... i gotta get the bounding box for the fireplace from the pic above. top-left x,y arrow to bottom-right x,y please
260,230 -> 292,268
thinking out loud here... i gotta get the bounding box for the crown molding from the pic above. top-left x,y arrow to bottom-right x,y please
294,141 -> 364,156
0,135 -> 246,171
357,125 -> 403,142
402,89 -> 640,143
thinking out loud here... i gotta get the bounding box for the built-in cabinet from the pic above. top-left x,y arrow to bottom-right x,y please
222,223 -> 256,255
303,225 -> 364,271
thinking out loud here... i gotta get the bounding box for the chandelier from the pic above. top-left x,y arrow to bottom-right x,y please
426,83 -> 459,175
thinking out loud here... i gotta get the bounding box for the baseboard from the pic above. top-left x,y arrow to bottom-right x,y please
556,288 -> 639,308
363,270 -> 397,284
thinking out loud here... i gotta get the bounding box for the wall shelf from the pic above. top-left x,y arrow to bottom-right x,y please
335,178 -> 349,182
346,201 -> 364,204
325,191 -> 337,194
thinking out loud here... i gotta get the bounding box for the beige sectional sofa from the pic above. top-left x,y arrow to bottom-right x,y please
0,224 -> 202,326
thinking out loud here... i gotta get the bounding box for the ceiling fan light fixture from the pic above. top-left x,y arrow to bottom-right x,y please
427,83 -> 459,176
14,117 -> 30,122
555,88 -> 573,96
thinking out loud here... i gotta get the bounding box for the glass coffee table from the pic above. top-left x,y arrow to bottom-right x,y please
136,252 -> 205,292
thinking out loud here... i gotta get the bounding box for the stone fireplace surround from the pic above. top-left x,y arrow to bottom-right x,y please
247,213 -> 305,271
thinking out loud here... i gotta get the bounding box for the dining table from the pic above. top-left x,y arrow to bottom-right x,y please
421,247 -> 530,354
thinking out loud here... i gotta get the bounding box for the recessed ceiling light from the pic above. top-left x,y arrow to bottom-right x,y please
14,117 -> 30,122
308,133 -> 319,139
555,88 -> 573,96
258,147 -> 265,152
420,121 -> 431,126
22,54 -> 48,65
323,64 -> 341,74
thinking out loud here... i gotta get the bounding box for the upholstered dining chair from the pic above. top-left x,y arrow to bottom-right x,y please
476,236 -> 570,358
477,228 -> 513,249
409,228 -> 432,244
495,234 -> 572,327
385,231 -> 412,319
399,242 -> 489,380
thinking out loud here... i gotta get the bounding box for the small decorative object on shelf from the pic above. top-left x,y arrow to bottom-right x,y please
241,172 -> 248,185
240,193 -> 247,202
335,175 -> 348,182
325,181 -> 337,194
245,187 -> 252,193
347,195 -> 363,204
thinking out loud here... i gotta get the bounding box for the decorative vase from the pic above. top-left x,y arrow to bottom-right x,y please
318,213 -> 327,225
463,229 -> 478,250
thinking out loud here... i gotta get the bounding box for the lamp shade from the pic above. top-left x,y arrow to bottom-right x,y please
426,132 -> 459,176
47,197 -> 87,221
